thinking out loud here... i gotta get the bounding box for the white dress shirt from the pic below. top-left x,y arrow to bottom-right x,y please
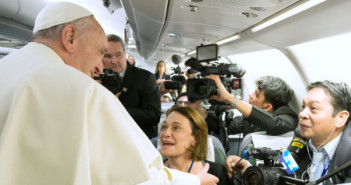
308,133 -> 342,184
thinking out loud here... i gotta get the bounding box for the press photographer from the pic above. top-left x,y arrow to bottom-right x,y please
163,54 -> 187,92
94,69 -> 122,94
226,80 -> 351,185
206,73 -> 298,137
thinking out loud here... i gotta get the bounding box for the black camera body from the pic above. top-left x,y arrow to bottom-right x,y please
241,147 -> 302,185
187,78 -> 218,99
94,69 -> 122,94
186,44 -> 245,100
164,66 -> 187,90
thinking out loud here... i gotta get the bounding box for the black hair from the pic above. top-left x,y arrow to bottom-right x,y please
106,34 -> 125,51
174,92 -> 196,105
256,76 -> 293,110
308,81 -> 351,121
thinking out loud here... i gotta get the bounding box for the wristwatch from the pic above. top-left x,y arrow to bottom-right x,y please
231,95 -> 241,109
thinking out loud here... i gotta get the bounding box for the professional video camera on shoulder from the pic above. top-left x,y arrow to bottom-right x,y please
164,54 -> 187,90
186,44 -> 246,100
94,69 -> 122,94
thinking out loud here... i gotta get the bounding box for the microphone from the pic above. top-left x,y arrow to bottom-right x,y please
171,54 -> 182,65
287,136 -> 307,163
306,160 -> 351,185
186,57 -> 205,72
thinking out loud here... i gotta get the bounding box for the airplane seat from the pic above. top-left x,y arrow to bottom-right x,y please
210,135 -> 227,166
150,135 -> 227,166
237,131 -> 294,165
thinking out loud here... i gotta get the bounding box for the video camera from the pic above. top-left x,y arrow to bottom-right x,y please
164,55 -> 187,90
242,147 -> 303,185
94,69 -> 122,94
186,44 -> 245,100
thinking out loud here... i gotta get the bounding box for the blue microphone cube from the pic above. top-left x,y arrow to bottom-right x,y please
280,150 -> 299,174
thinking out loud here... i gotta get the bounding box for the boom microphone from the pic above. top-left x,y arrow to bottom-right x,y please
171,54 -> 182,65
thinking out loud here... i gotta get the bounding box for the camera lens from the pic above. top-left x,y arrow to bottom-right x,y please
194,81 -> 207,95
247,172 -> 260,185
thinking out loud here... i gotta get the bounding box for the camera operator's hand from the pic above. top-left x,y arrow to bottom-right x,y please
226,156 -> 249,179
205,75 -> 234,104
159,80 -> 173,95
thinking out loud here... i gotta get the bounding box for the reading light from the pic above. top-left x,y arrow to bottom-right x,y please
216,35 -> 240,45
190,5 -> 198,12
168,33 -> 176,38
251,0 -> 326,32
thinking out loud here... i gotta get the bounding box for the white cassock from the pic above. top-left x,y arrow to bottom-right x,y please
0,43 -> 199,185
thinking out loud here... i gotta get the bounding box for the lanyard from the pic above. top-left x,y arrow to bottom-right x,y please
188,159 -> 195,173
321,160 -> 331,177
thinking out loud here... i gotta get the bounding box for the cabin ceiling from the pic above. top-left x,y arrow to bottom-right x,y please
119,0 -> 299,64
3,0 -> 348,66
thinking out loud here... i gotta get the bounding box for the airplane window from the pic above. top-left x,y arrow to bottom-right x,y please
227,49 -> 305,113
289,32 -> 351,85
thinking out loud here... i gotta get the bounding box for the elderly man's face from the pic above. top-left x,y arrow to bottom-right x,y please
103,42 -> 127,74
70,18 -> 107,77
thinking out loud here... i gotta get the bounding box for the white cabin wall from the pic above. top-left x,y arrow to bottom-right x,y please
289,32 -> 351,85
227,49 -> 305,114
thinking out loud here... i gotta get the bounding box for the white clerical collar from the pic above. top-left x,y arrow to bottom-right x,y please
119,65 -> 127,80
308,132 -> 343,159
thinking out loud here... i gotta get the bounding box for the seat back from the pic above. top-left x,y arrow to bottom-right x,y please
211,136 -> 226,165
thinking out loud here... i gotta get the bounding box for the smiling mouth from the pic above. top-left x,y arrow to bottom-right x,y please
162,141 -> 175,148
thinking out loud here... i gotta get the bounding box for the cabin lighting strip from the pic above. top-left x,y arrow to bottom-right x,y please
251,0 -> 326,32
216,35 -> 240,45
187,50 -> 196,56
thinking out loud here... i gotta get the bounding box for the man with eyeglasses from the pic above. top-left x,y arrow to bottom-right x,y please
225,80 -> 351,184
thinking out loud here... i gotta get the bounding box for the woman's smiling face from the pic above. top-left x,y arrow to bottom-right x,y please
159,111 -> 196,159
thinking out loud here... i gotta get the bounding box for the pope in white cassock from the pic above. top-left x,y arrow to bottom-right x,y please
0,2 -> 218,185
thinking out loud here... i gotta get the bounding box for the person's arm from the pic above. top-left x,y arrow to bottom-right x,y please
139,163 -> 219,185
206,75 -> 298,135
246,105 -> 298,135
